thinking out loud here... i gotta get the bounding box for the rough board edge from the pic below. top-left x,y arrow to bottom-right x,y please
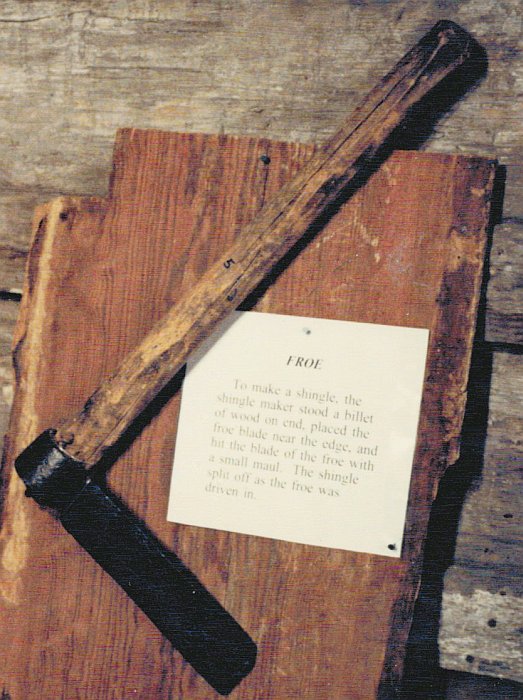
440,565 -> 523,683
0,197 -> 106,606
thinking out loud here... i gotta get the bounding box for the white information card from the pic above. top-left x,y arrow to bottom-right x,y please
168,312 -> 429,557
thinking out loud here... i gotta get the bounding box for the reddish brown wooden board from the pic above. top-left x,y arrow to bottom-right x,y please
0,130 -> 495,699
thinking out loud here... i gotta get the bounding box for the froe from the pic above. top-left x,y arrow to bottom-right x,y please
14,21 -> 484,695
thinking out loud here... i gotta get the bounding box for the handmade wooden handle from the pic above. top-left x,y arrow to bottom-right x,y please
54,20 -> 481,466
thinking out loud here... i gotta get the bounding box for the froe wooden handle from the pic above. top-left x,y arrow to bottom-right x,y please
55,20 -> 481,467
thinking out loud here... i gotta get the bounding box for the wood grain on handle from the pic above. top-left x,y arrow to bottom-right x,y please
55,21 -> 481,466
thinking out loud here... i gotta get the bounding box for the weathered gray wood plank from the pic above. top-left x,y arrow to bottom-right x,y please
503,165 -> 523,221
441,567 -> 523,682
455,353 -> 523,568
440,352 -> 523,682
486,224 -> 523,346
